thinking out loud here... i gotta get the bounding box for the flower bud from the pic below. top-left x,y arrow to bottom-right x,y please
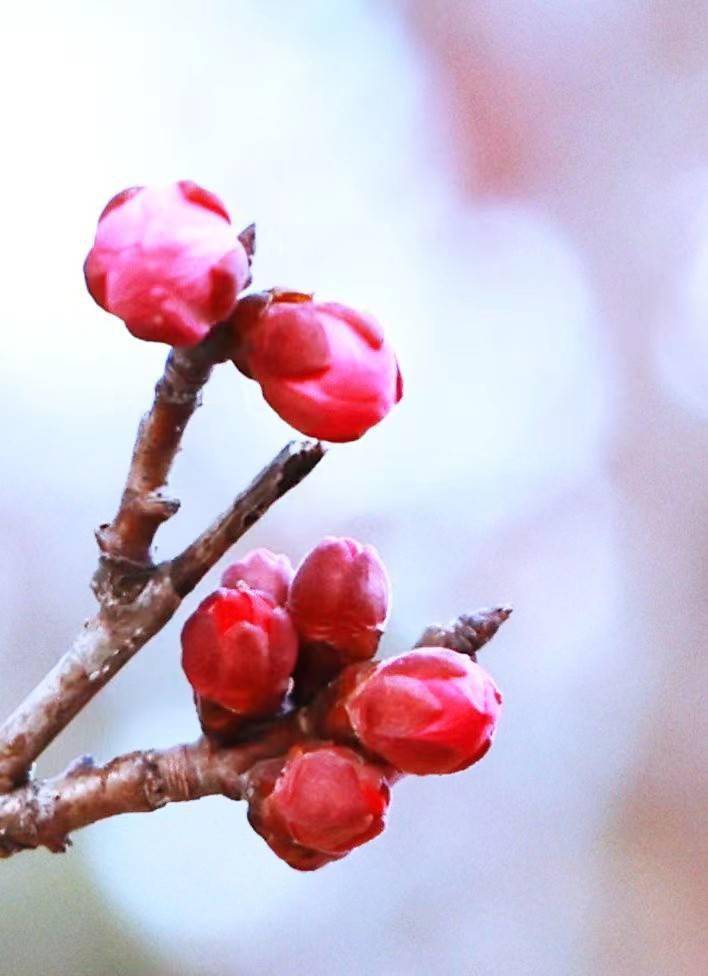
181,585 -> 297,715
193,693 -> 238,743
84,181 -> 251,346
247,744 -> 390,870
229,291 -> 402,442
288,537 -> 390,660
221,548 -> 294,606
343,648 -> 503,775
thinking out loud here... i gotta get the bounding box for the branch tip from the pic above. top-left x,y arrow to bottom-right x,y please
415,605 -> 513,658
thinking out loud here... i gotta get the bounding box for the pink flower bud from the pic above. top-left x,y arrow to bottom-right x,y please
230,291 -> 402,442
84,181 -> 251,346
181,585 -> 297,715
288,537 -> 390,661
221,548 -> 294,606
247,744 -> 390,870
344,648 -> 503,775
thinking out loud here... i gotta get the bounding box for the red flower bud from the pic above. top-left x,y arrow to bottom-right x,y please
221,548 -> 294,606
288,537 -> 390,660
84,182 -> 250,346
344,649 -> 503,775
193,693 -> 253,746
181,585 -> 297,715
247,744 -> 390,870
230,291 -> 402,442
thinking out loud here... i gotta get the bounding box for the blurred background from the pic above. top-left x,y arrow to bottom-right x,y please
0,1 -> 706,973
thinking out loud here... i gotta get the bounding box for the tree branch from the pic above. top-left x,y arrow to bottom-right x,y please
0,442 -> 323,793
96,324 -> 233,569
0,370 -> 324,796
0,724 -> 298,858
170,440 -> 326,596
0,316 -> 326,794
0,610 -> 511,858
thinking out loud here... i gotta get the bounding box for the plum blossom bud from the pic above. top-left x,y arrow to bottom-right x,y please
229,291 -> 402,442
193,693 -> 253,746
288,537 -> 390,661
181,585 -> 297,716
247,744 -> 390,870
343,648 -> 503,775
84,181 -> 251,346
221,548 -> 294,606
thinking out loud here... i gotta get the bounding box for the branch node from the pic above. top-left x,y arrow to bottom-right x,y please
238,223 -> 256,264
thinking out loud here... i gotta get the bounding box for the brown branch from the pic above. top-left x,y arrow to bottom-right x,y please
0,721 -> 299,858
0,312 -> 325,795
0,441 -> 325,794
0,610 -> 511,858
96,324 -> 233,568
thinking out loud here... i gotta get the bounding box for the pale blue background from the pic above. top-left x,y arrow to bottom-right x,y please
0,2 -> 706,974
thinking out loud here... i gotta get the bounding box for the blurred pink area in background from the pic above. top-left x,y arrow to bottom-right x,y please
0,2 -> 706,974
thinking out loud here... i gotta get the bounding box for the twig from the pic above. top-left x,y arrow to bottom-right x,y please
0,442 -> 323,793
0,610 -> 511,858
0,327 -> 325,793
0,724 -> 298,858
96,324 -> 232,569
170,440 -> 326,596
0,576 -> 179,793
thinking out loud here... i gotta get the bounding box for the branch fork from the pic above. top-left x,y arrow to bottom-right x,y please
0,305 -> 510,860
0,328 -> 324,798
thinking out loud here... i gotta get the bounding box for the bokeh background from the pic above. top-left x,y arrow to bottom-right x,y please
1,2 -> 706,974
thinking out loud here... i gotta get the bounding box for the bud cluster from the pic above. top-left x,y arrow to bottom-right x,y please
181,539 -> 389,737
180,538 -> 504,871
83,182 -> 503,873
85,183 -> 402,442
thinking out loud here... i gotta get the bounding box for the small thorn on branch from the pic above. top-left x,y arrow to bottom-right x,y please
136,491 -> 181,519
415,606 -> 512,659
95,494 -> 181,562
238,223 -> 256,263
